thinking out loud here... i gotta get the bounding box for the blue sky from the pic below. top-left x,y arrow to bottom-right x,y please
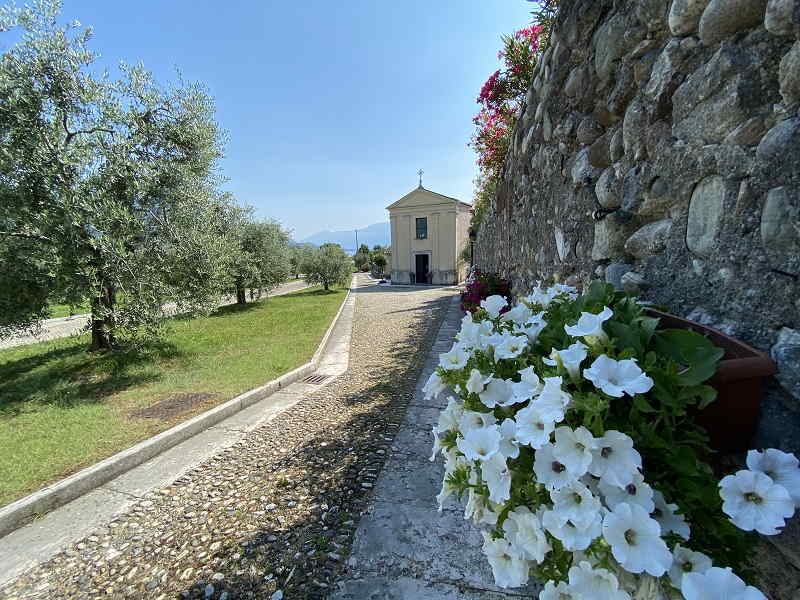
61,1 -> 534,239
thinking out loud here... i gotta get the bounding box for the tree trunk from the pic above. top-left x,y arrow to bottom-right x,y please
90,284 -> 116,351
236,280 -> 247,305
323,281 -> 329,291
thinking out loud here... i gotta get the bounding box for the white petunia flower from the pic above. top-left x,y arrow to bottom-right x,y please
439,343 -> 470,370
540,581 -> 577,600
464,489 -> 500,525
514,312 -> 548,344
423,371 -> 446,400
532,376 -> 571,423
589,430 -> 642,488
436,397 -> 464,433
479,377 -> 515,408
652,490 -> 690,540
481,451 -> 511,503
668,544 -> 712,590
481,295 -> 509,319
564,306 -> 613,343
543,342 -> 588,381
599,471 -> 655,513
682,567 -> 767,600
430,429 -> 442,462
436,449 -> 465,510
503,506 -> 551,563
550,481 -> 603,526
513,365 -> 544,401
542,508 -> 602,551
466,368 -> 490,395
456,314 -> 483,347
494,334 -> 529,360
481,532 -> 530,588
553,426 -> 597,477
583,355 -> 654,397
479,332 -> 508,352
602,502 -> 673,576
568,560 -> 631,600
534,443 -> 581,490
501,302 -> 533,325
515,404 -> 555,449
719,470 -> 795,535
459,410 -> 497,433
747,448 -> 800,508
457,425 -> 501,462
499,418 -> 520,459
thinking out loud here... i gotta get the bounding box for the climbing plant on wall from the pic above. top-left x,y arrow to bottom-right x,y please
469,3 -> 558,231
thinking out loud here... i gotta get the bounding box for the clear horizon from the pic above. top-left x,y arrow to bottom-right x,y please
29,1 -> 535,238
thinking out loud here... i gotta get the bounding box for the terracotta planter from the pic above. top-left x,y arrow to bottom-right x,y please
647,309 -> 778,453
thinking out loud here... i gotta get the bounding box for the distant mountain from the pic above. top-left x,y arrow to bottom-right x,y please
297,222 -> 390,254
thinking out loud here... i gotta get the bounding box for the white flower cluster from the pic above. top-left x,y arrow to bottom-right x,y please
427,285 -> 795,600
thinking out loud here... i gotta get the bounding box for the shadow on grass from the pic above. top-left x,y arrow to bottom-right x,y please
0,340 -> 180,418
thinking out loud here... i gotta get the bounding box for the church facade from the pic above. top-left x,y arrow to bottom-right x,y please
386,185 -> 472,285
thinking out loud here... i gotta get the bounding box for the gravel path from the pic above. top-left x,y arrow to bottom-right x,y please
0,280 -> 310,350
1,279 -> 456,600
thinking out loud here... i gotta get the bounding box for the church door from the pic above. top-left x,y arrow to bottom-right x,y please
415,254 -> 430,284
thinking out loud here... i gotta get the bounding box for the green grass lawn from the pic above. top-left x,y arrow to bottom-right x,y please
0,285 -> 347,507
47,300 -> 92,319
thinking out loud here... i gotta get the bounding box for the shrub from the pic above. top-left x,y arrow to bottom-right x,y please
460,269 -> 511,314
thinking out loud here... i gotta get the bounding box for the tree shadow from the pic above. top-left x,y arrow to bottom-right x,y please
167,292 -> 452,599
0,339 -> 181,417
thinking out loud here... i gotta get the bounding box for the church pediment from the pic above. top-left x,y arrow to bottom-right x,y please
386,187 -> 470,211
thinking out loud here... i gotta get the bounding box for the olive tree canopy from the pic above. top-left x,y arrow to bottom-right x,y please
303,244 -> 352,291
0,0 -> 242,350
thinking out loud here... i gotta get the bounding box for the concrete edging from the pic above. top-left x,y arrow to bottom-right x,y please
0,285 -> 353,539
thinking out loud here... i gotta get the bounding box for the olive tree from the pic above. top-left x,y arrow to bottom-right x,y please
288,244 -> 315,279
303,243 -> 352,291
0,0 -> 240,350
231,219 -> 292,304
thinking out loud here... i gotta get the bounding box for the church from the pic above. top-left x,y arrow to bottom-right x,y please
386,176 -> 472,285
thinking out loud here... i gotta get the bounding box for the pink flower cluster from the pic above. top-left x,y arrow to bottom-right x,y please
477,70 -> 502,106
513,24 -> 543,52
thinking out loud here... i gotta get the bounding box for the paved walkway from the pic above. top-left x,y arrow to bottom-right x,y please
330,297 -> 540,600
1,275 -> 456,599
0,280 -> 310,350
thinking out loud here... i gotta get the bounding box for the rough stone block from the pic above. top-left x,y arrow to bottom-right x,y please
594,14 -> 632,82
780,41 -> 800,105
591,218 -> 629,261
595,166 -> 622,209
605,262 -> 635,290
699,0 -> 768,46
761,187 -> 799,255
686,175 -> 727,258
765,0 -> 800,36
772,327 -> 800,402
669,0 -> 712,36
624,219 -> 674,257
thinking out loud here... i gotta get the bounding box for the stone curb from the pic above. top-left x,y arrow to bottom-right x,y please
0,284 -> 353,540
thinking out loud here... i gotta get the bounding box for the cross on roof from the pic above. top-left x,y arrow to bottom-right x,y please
417,169 -> 424,188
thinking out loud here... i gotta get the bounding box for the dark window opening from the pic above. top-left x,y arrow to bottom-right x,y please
416,217 -> 427,239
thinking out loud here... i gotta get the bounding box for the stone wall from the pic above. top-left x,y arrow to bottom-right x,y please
476,0 -> 800,450
475,3 -> 800,592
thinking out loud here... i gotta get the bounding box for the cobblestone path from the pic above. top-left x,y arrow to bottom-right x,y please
2,282 -> 456,600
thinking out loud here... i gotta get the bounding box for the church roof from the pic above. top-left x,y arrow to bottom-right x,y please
386,185 -> 472,211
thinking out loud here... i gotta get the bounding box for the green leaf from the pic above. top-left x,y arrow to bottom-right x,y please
653,329 -> 725,386
632,395 -> 657,413
606,321 -> 643,355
